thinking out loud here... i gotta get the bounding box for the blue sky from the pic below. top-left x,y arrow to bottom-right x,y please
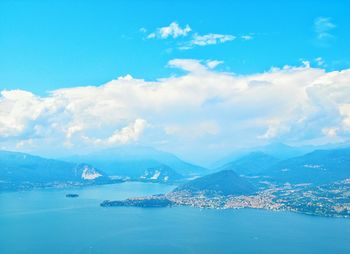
1,0 -> 349,94
1,0 -> 350,165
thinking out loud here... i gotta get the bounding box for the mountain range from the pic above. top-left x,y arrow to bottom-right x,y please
216,147 -> 350,185
2,143 -> 350,191
0,146 -> 207,190
0,150 -> 109,191
65,146 -> 206,182
212,143 -> 309,168
217,151 -> 280,176
265,148 -> 350,184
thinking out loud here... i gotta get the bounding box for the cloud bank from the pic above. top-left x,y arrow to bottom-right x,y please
1,60 -> 350,161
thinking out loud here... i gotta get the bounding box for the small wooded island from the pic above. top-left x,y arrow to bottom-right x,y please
66,193 -> 79,198
101,195 -> 173,208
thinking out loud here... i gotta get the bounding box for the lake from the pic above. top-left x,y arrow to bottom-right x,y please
1,182 -> 349,254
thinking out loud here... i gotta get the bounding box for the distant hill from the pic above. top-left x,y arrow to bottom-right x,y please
66,146 -> 206,181
173,170 -> 256,196
0,150 -> 109,190
213,142 -> 310,168
217,152 -> 280,176
258,143 -> 309,160
265,148 -> 350,184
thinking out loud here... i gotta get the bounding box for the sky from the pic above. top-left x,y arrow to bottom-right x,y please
1,0 -> 350,165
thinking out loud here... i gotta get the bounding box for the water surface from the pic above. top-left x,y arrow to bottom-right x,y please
1,182 -> 349,254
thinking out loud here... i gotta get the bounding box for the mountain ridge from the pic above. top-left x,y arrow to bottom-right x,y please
65,146 -> 207,181
173,170 -> 256,196
0,150 -> 109,191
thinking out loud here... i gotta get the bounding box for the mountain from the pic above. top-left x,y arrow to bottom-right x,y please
265,147 -> 350,184
217,152 -> 280,176
213,142 -> 310,168
0,150 -> 109,190
173,170 -> 256,196
258,143 -> 309,160
138,165 -> 183,183
66,146 -> 206,181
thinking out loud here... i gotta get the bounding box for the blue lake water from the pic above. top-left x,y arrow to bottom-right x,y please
1,182 -> 350,254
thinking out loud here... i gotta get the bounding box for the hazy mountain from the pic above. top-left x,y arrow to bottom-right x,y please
0,150 -> 109,190
173,170 -> 256,196
213,142 -> 310,168
265,147 -> 350,184
138,165 -> 183,183
217,152 -> 280,176
66,146 -> 206,180
258,143 -> 310,159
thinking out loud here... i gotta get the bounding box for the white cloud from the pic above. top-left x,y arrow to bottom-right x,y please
139,27 -> 147,33
145,22 -> 250,51
206,60 -> 223,69
315,57 -> 325,66
187,33 -> 235,48
168,59 -> 207,73
301,60 -> 311,68
241,35 -> 253,40
322,127 -> 338,137
314,17 -> 336,44
2,60 -> 350,159
165,121 -> 220,139
83,119 -> 147,146
146,33 -> 156,39
339,104 -> 350,131
118,74 -> 133,81
0,90 -> 53,137
147,22 -> 191,39
258,119 -> 290,140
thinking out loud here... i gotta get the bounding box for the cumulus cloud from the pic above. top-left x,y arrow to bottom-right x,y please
147,22 -> 191,39
339,104 -> 350,131
1,60 -> 350,158
0,90 -> 52,137
83,119 -> 147,146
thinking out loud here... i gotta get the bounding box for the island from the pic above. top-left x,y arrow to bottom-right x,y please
66,193 -> 79,198
101,195 -> 173,208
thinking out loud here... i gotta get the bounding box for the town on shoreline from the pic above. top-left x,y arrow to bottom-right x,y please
101,178 -> 350,218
